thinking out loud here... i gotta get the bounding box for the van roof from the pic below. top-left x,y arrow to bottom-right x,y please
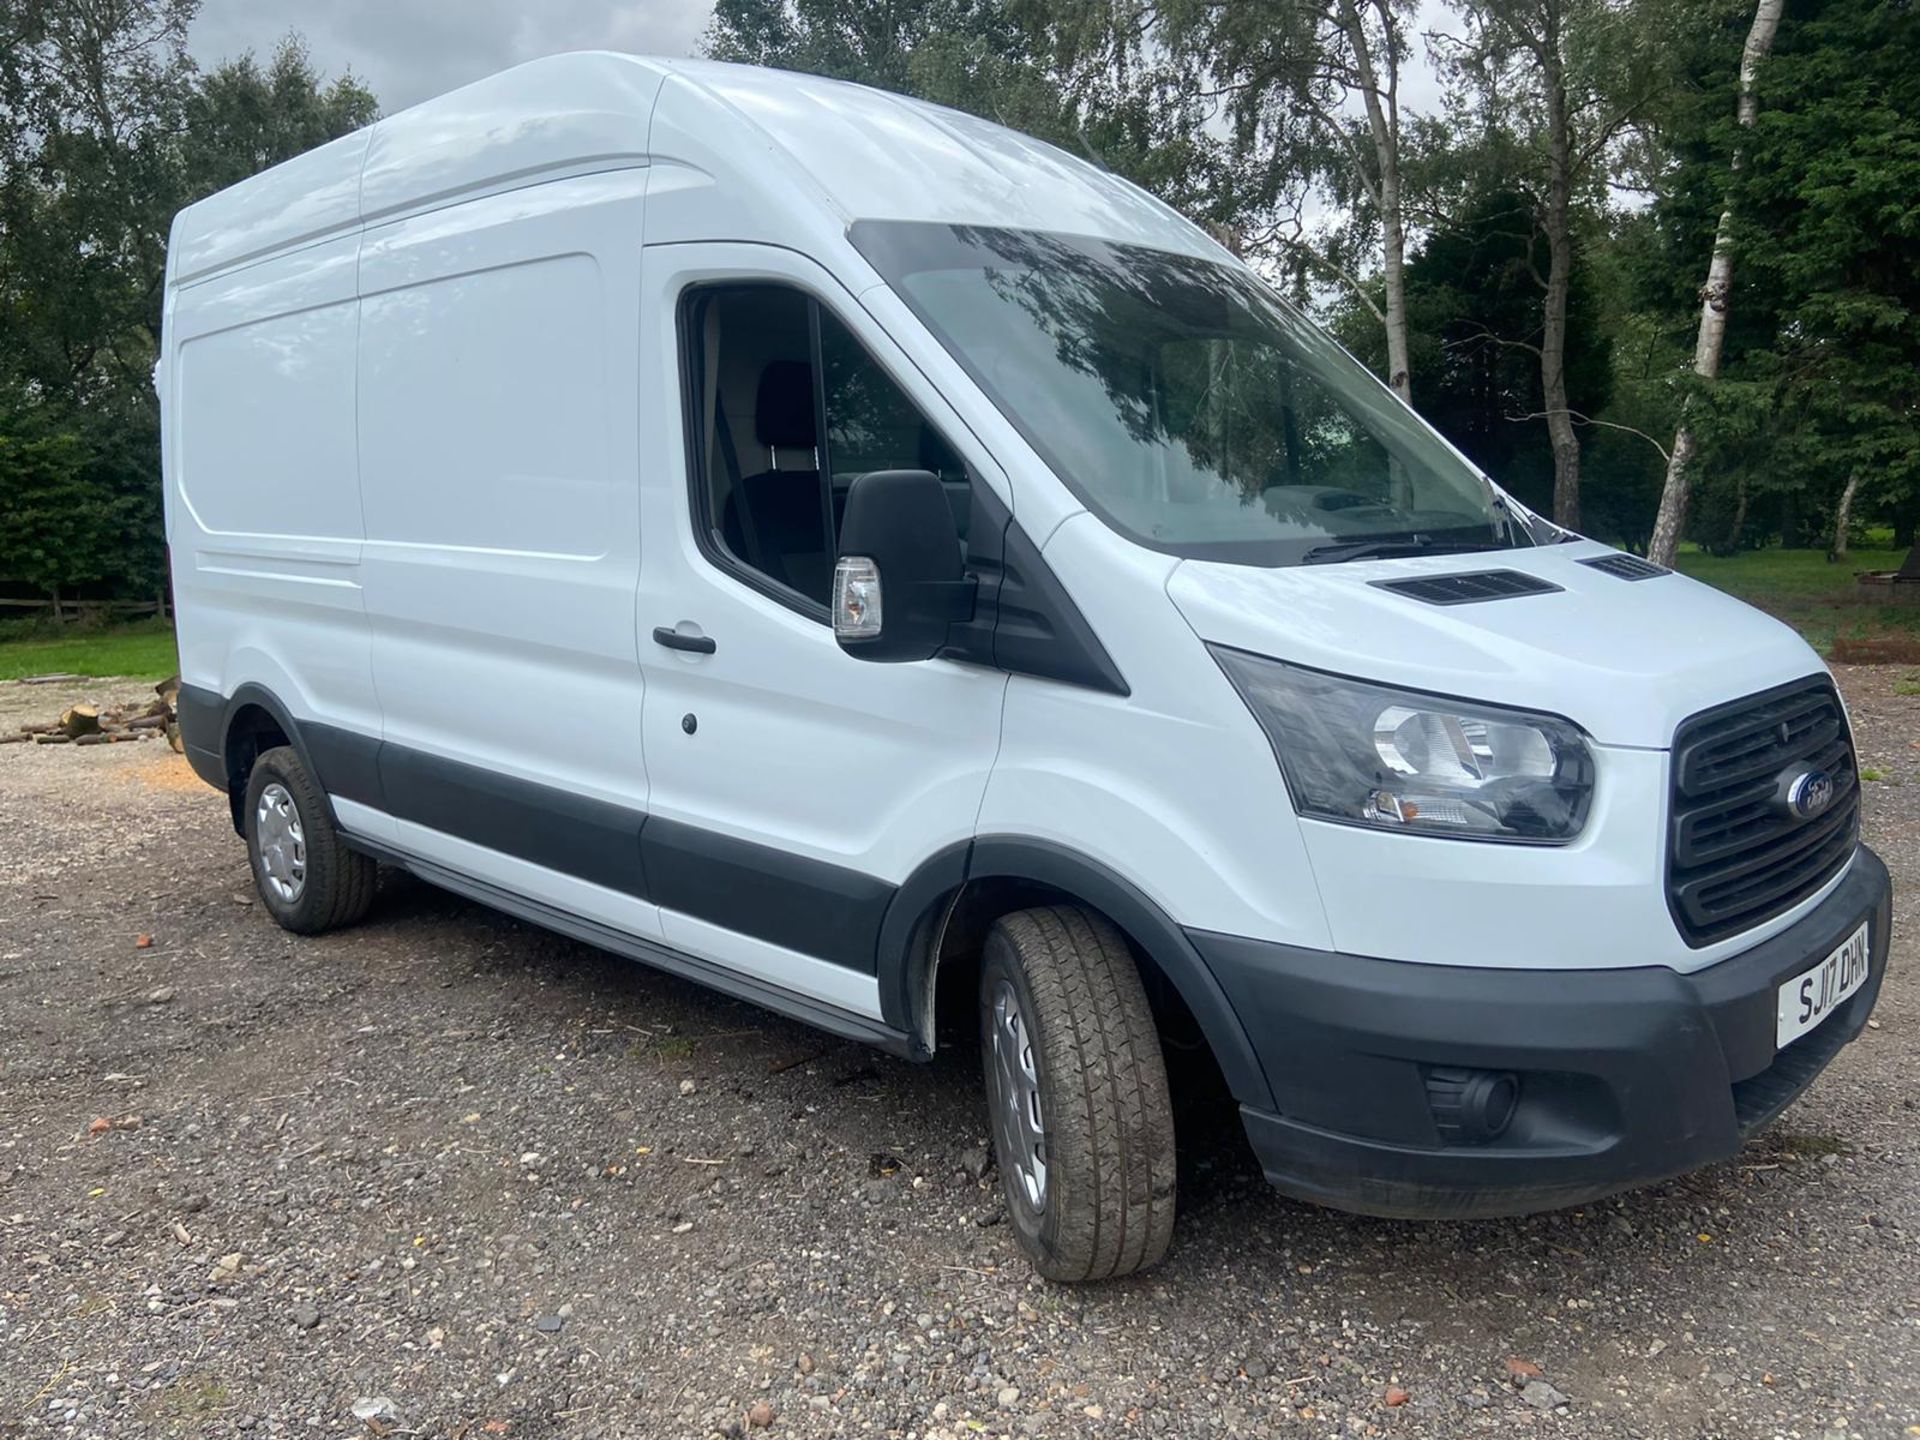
168,53 -> 1219,287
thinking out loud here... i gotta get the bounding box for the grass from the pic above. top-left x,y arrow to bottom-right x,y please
1672,544 -> 1920,656
0,617 -> 178,682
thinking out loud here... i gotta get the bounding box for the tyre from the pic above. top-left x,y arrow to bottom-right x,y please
979,905 -> 1177,1281
243,745 -> 377,934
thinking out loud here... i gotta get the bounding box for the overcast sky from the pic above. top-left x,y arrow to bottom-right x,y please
187,0 -> 719,113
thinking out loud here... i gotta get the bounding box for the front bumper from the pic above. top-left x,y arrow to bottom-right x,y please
1195,844 -> 1892,1219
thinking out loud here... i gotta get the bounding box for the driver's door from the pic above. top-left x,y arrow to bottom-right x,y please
633,242 -> 1007,1021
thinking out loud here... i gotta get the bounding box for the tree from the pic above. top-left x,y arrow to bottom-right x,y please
181,38 -> 378,200
1719,0 -> 1918,555
0,7 -> 377,607
1437,0 -> 1664,529
1150,0 -> 1427,402
706,0 -> 1430,393
1337,182 -> 1614,519
1644,0 -> 1784,565
1636,0 -> 1919,558
0,406 -> 102,615
0,0 -> 198,400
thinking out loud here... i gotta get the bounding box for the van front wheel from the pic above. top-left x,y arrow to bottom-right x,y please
243,746 -> 377,934
979,906 -> 1177,1281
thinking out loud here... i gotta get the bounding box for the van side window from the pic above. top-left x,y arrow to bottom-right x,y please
683,284 -> 968,611
819,308 -> 971,552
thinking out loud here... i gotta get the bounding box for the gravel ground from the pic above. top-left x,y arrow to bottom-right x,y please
1,666 -> 1915,1440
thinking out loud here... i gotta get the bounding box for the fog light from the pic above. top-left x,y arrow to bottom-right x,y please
1425,1067 -> 1520,1144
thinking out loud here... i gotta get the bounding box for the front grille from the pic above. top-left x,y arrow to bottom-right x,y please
1667,678 -> 1859,946
1372,570 -> 1563,606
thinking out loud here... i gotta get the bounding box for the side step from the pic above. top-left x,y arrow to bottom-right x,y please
346,837 -> 919,1059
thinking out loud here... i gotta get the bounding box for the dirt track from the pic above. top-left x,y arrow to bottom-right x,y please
1,667 -> 1915,1439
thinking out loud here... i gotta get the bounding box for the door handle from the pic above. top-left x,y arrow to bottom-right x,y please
653,626 -> 716,655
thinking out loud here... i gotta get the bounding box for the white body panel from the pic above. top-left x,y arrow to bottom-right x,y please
1168,539 -> 1826,749
165,230 -> 381,745
159,47 -> 1847,1060
168,129 -> 369,286
632,243 -> 1006,981
358,56 -> 662,225
355,171 -> 652,823
979,515 -> 1335,953
646,61 -> 1216,257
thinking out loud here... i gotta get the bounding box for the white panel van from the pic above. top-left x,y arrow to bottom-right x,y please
160,54 -> 1891,1280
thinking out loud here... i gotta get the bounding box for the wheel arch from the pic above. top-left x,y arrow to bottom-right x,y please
876,836 -> 1274,1111
186,682 -> 336,838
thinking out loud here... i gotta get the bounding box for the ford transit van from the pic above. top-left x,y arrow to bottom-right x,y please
160,54 -> 1891,1280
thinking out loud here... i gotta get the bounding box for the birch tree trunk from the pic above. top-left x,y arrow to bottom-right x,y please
1538,6 -> 1583,530
1376,139 -> 1413,405
1339,0 -> 1413,404
1831,473 -> 1860,559
1646,0 -> 1786,566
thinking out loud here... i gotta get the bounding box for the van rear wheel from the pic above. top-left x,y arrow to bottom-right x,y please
979,906 -> 1177,1281
243,746 -> 377,934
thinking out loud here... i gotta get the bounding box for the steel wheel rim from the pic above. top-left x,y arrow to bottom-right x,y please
989,978 -> 1047,1212
255,782 -> 307,904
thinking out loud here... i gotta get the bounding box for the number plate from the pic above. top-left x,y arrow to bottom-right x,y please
1776,921 -> 1870,1050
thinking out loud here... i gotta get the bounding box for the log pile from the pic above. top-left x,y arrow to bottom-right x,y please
1,677 -> 181,750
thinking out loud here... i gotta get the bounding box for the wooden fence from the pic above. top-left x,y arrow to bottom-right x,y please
0,597 -> 170,620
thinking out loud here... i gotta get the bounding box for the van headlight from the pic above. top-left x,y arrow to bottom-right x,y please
1211,647 -> 1594,843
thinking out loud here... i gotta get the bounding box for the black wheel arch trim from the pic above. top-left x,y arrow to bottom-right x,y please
179,680 -> 378,836
174,680 -> 230,791
876,835 -> 1275,1111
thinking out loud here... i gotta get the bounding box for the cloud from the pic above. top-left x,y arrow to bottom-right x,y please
188,0 -> 717,114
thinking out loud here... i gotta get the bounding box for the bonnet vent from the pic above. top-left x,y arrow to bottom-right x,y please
1371,570 -> 1563,606
1580,553 -> 1670,581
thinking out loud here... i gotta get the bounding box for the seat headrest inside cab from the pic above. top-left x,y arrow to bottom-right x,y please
756,361 -> 816,450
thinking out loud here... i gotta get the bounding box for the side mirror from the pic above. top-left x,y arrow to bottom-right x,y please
833,469 -> 974,662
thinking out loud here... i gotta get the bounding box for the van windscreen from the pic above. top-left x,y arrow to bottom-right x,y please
849,222 -> 1523,568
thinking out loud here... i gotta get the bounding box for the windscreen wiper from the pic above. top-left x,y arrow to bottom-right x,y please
1300,537 -> 1506,566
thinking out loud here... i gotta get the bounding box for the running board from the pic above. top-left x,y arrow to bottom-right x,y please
348,837 -> 919,1059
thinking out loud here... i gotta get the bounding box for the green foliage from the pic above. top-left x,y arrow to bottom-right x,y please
182,38 -> 378,199
1435,0 -> 1674,212
1643,0 -> 1920,551
0,404 -> 99,597
0,0 -> 1908,588
1147,0 -> 1409,256
1335,184 -> 1620,522
1721,0 -> 1919,524
0,395 -> 166,602
0,0 -> 197,401
1566,224 -> 1682,548
0,9 -> 375,604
